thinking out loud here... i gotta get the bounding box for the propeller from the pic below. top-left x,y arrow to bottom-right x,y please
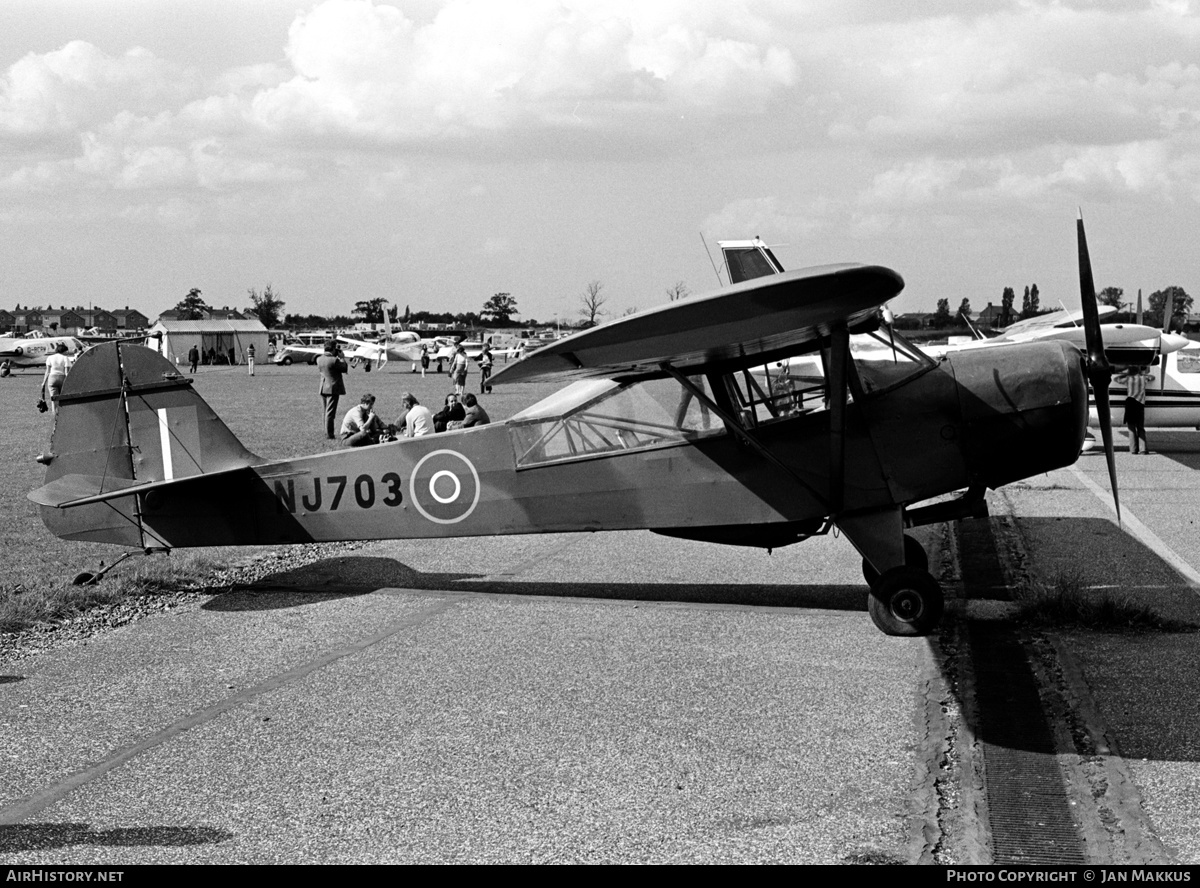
1077,210 -> 1120,523
1160,287 -> 1175,392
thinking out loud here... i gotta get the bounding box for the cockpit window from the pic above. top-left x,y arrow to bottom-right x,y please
850,330 -> 935,395
510,376 -> 723,468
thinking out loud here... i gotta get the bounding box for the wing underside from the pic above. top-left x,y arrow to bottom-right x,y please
490,264 -> 903,385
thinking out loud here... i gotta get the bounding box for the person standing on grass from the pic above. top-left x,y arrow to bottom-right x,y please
42,342 -> 72,415
187,344 -> 199,374
316,340 -> 348,440
479,344 -> 493,394
246,343 -> 256,376
449,344 -> 469,396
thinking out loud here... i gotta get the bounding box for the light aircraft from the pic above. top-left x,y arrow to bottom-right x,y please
337,330 -> 425,371
1088,344 -> 1200,430
927,305 -> 1191,368
29,214 -> 1120,637
0,332 -> 86,369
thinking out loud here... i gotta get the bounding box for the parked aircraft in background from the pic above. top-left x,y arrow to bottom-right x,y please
337,330 -> 425,371
1090,344 -> 1200,430
0,332 -> 86,369
29,214 -> 1120,639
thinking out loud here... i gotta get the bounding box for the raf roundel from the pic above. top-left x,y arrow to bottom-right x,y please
408,450 -> 481,524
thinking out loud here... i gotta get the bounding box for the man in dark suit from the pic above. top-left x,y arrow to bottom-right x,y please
316,340 -> 348,439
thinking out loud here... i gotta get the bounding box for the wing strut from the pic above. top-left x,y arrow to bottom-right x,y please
827,326 -> 849,515
658,362 -> 831,509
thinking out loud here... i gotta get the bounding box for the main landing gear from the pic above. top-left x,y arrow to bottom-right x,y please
863,535 -> 943,636
838,514 -> 946,637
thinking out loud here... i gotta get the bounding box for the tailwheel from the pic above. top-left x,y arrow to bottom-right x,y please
861,534 -> 928,586
867,566 -> 944,637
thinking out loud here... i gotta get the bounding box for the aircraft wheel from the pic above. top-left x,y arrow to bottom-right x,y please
867,567 -> 943,637
72,571 -> 97,586
861,534 -> 928,586
281,356 -> 292,366
364,362 -> 371,372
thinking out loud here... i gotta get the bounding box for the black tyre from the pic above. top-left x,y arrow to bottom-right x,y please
72,571 -> 97,586
861,534 -> 928,586
867,566 -> 943,636
281,356 -> 292,366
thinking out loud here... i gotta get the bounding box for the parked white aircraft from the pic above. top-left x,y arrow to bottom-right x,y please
1089,344 -> 1200,429
0,332 -> 86,369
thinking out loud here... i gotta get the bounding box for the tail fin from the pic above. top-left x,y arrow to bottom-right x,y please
30,341 -> 258,546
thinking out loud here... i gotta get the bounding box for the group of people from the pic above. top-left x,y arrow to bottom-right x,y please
187,343 -> 256,374
318,338 -> 491,446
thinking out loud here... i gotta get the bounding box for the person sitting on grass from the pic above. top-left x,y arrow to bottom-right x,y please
400,392 -> 433,437
433,392 -> 465,432
340,393 -> 386,447
458,392 -> 490,428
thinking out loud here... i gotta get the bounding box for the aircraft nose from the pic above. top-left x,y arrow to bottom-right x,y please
947,341 -> 1088,489
1161,332 -> 1192,354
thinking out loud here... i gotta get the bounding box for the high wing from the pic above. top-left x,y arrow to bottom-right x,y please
989,305 -> 1117,340
490,264 -> 903,386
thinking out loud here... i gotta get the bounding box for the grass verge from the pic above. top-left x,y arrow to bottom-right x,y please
0,549 -> 230,635
1013,572 -> 1198,633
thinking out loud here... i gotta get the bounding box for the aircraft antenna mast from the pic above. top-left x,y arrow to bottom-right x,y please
699,233 -> 724,286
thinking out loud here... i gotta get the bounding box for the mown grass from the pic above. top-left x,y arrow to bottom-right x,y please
1013,571 -> 1198,633
0,356 -> 554,638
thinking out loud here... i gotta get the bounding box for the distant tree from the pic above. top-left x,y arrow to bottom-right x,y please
246,284 -> 285,329
622,306 -> 638,317
1149,286 -> 1193,331
175,288 -> 210,321
666,281 -> 689,302
482,292 -> 519,325
353,298 -> 387,325
933,298 -> 951,328
579,280 -> 608,327
1097,286 -> 1124,309
387,304 -> 399,324
957,298 -> 972,325
1029,283 -> 1040,316
1020,285 -> 1031,320
999,287 -> 1015,327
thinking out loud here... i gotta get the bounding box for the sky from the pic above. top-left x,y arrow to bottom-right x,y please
1,0 -> 1198,325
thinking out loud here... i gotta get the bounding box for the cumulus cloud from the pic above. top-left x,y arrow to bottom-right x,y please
2,0 -> 1200,212
0,40 -> 189,140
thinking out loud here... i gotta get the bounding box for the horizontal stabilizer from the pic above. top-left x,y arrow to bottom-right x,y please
29,464 -> 253,509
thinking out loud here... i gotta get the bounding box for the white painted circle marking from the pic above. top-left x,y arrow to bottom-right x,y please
429,470 -> 461,504
409,449 -> 481,525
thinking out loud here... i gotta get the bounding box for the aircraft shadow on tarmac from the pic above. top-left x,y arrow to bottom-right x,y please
202,555 -> 868,614
0,823 -> 232,854
951,513 -> 1200,762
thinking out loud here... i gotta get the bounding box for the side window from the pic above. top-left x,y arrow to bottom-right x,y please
510,376 -> 724,468
722,357 -> 830,427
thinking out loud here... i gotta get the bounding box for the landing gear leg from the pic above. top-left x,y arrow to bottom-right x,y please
837,508 -> 945,637
861,534 -> 928,586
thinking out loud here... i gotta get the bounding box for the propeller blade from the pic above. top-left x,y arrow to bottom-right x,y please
1136,289 -> 1143,326
1094,379 -> 1121,522
1077,210 -> 1120,523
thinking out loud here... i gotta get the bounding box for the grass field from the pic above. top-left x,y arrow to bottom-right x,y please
0,353 -> 557,632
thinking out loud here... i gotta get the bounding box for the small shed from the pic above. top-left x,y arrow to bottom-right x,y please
147,319 -> 270,366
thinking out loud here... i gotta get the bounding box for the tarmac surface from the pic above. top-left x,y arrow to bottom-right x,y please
3,430 -> 1200,864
